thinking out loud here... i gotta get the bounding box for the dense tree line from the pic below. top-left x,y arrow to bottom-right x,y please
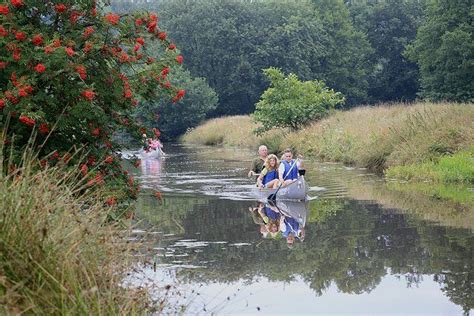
113,0 -> 473,136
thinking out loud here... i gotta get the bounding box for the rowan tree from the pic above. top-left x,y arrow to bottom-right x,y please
0,0 -> 184,204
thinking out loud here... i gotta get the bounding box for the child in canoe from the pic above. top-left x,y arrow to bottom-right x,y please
256,154 -> 280,189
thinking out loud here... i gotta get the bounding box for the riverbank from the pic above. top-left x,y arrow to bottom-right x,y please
0,155 -> 146,313
182,102 -> 474,184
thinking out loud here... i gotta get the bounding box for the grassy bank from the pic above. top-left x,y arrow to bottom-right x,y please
0,151 -> 145,313
182,102 -> 474,183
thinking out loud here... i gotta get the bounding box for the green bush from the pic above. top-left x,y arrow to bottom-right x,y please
253,67 -> 345,134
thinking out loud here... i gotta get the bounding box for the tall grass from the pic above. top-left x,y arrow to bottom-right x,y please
183,102 -> 474,176
181,115 -> 284,153
0,143 -> 145,313
386,146 -> 474,183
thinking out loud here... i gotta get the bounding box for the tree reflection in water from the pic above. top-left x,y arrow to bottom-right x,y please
138,198 -> 472,314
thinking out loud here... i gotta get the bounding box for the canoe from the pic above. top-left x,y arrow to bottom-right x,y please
274,200 -> 308,225
253,176 -> 308,201
139,148 -> 164,160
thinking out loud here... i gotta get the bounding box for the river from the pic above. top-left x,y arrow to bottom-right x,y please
123,144 -> 473,315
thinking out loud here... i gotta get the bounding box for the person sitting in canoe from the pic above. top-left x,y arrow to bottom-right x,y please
142,134 -> 151,152
278,148 -> 303,187
248,145 -> 268,178
149,138 -> 165,155
256,154 -> 280,189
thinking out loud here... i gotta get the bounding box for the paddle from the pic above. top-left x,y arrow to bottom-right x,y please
268,158 -> 299,201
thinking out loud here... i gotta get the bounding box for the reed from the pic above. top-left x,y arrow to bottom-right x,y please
0,143 -> 146,314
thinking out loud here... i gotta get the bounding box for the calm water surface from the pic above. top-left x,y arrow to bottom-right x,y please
123,144 -> 473,315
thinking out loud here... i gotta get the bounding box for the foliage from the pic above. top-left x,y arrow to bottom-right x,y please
386,146 -> 474,183
0,0 -> 183,200
311,0 -> 372,106
136,67 -> 218,140
253,68 -> 344,133
113,0 -> 372,115
347,0 -> 426,102
406,0 -> 474,102
0,145 -> 146,314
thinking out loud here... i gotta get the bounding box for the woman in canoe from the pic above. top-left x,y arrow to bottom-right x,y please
256,154 -> 280,189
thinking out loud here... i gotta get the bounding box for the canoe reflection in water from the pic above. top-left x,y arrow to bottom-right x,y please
140,157 -> 163,177
249,200 -> 308,248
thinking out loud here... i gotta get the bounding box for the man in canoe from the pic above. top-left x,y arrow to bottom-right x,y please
278,148 -> 302,186
248,145 -> 268,178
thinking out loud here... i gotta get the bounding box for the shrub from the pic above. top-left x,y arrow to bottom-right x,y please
253,67 -> 345,134
0,0 -> 183,199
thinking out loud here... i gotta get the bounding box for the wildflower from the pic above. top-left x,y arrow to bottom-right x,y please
135,18 -> 143,26
119,52 -> 129,63
19,115 -> 35,126
10,0 -> 23,8
15,31 -> 26,41
65,47 -> 75,57
0,99 -> 5,109
83,42 -> 93,53
55,3 -> 67,13
105,197 -> 116,206
70,11 -> 81,24
91,127 -> 100,136
0,4 -> 9,14
34,63 -> 46,73
82,89 -> 95,101
18,87 -> 28,97
147,20 -> 157,33
75,65 -> 87,80
104,155 -> 113,164
176,55 -> 183,64
39,123 -> 49,134
80,163 -> 88,176
136,37 -> 145,45
53,38 -> 61,47
44,46 -> 54,54
161,67 -> 169,77
168,43 -> 176,50
0,26 -> 8,37
31,34 -> 43,46
13,50 -> 21,61
157,31 -> 165,40
50,150 -> 60,160
105,13 -> 120,25
0,61 -> 8,69
83,26 -> 94,38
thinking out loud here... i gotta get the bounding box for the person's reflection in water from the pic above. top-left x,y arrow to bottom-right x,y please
140,158 -> 163,177
280,213 -> 305,248
248,201 -> 307,244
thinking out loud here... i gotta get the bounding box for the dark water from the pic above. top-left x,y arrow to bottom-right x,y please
123,144 -> 473,315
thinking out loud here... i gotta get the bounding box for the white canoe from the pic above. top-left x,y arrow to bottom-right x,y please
139,148 -> 164,160
254,176 -> 308,201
